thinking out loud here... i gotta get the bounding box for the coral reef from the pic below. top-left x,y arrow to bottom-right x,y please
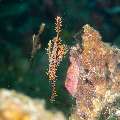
0,89 -> 66,120
65,24 -> 120,120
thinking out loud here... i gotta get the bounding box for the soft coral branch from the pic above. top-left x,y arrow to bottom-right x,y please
46,16 -> 67,102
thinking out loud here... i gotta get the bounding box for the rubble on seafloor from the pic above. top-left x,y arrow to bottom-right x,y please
65,24 -> 120,120
0,89 -> 66,120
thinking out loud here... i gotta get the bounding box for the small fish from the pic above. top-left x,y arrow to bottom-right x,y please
30,23 -> 45,62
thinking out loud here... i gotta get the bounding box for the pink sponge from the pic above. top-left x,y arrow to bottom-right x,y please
65,56 -> 79,96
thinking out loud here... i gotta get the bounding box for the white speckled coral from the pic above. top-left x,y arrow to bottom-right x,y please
66,24 -> 120,120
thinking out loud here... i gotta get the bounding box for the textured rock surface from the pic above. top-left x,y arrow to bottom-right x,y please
65,24 -> 120,120
0,89 -> 66,120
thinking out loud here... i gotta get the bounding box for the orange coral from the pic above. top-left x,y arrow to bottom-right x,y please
47,16 -> 67,102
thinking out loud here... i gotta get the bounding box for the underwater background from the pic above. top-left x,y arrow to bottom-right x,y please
0,0 -> 120,119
